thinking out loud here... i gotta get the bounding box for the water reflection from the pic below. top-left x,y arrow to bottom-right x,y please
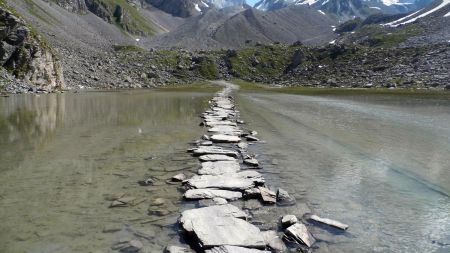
0,90 -> 210,253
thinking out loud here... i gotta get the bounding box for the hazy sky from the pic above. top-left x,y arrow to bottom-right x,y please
247,0 -> 259,5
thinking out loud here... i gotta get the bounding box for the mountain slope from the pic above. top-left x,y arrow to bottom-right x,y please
254,0 -> 435,20
146,6 -> 337,50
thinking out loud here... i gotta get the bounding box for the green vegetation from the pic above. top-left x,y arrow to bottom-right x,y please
227,44 -> 301,79
196,57 -> 219,80
336,18 -> 362,34
113,44 -> 145,52
23,0 -> 59,25
159,81 -> 221,93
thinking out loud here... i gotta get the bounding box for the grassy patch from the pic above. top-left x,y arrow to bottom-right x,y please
233,80 -> 450,99
113,44 -> 145,52
23,0 -> 59,25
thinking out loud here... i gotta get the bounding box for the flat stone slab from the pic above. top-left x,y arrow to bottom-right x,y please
188,216 -> 266,249
192,146 -> 239,157
199,155 -> 237,162
205,246 -> 270,253
210,134 -> 241,143
310,215 -> 349,230
165,245 -> 194,253
205,121 -> 237,127
186,175 -> 255,190
180,204 -> 248,232
285,223 -> 316,248
199,161 -> 240,175
261,231 -> 286,252
184,189 -> 243,200
244,158 -> 259,167
208,126 -> 242,135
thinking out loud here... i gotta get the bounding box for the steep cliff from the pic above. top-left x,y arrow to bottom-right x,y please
0,5 -> 65,93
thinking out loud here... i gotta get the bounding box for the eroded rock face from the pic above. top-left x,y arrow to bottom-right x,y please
0,8 -> 65,91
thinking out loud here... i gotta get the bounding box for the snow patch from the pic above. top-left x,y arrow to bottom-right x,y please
329,40 -> 336,44
201,1 -> 209,7
318,10 -> 326,15
386,0 -> 450,26
300,0 -> 319,6
370,6 -> 381,10
445,11 -> 450,17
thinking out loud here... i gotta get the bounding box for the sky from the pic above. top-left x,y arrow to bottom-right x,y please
246,0 -> 259,6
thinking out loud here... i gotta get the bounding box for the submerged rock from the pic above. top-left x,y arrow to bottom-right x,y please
192,146 -> 239,157
309,215 -> 349,230
276,188 -> 295,206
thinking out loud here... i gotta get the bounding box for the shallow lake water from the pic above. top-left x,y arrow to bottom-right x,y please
1,89 -> 450,253
0,90 -> 211,253
237,92 -> 450,253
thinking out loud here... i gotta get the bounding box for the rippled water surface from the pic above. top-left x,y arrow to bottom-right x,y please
0,90 -> 211,253
1,89 -> 450,253
238,93 -> 450,253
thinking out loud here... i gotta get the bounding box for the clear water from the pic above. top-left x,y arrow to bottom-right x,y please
237,93 -> 450,253
0,90 -> 210,253
1,90 -> 450,253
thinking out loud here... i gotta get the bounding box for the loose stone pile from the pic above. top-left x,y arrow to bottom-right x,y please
165,83 -> 349,253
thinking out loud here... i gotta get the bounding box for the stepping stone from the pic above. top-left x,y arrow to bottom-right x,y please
199,161 -> 240,175
285,223 -> 316,248
184,189 -> 242,200
192,146 -> 239,157
309,215 -> 349,230
205,121 -> 237,127
180,204 -> 248,232
244,158 -> 259,167
237,142 -> 248,149
246,135 -> 259,142
172,173 -> 187,182
185,216 -> 266,249
199,155 -> 237,162
281,215 -> 298,227
258,187 -> 276,204
186,175 -> 255,190
211,134 -> 241,143
208,126 -> 242,135
205,246 -> 270,253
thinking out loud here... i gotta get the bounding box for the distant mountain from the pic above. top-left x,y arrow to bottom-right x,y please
146,5 -> 337,49
254,0 -> 435,20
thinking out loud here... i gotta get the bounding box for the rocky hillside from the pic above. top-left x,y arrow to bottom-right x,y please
0,4 -> 64,93
146,6 -> 337,50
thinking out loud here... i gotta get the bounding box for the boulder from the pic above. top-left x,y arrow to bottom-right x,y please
285,223 -> 315,248
172,173 -> 187,182
184,189 -> 243,200
244,158 -> 259,167
246,136 -> 259,142
309,215 -> 348,230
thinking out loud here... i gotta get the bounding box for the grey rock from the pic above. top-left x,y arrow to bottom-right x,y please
199,154 -> 237,162
261,231 -> 287,252
309,214 -> 349,230
246,135 -> 259,142
165,245 -> 194,253
210,134 -> 241,143
281,215 -> 298,227
285,223 -> 316,248
213,197 -> 228,205
198,161 -> 240,175
258,187 -> 276,204
244,158 -> 259,167
186,174 -> 255,190
276,188 -> 296,206
205,245 -> 270,253
180,204 -> 248,232
184,189 -> 243,200
172,173 -> 187,182
192,146 -> 239,157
